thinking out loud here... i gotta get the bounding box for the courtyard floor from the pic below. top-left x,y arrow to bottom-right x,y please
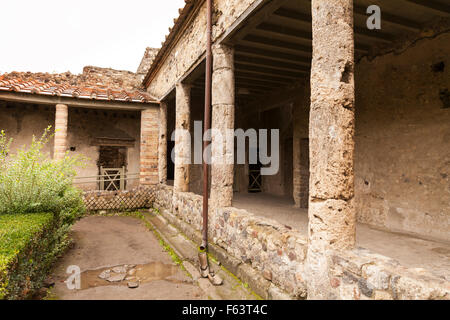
233,193 -> 450,280
48,216 -> 207,300
47,214 -> 257,300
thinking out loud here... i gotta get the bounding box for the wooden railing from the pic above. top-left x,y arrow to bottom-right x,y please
73,167 -> 139,191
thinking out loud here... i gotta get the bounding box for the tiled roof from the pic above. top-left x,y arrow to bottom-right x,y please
0,76 -> 157,104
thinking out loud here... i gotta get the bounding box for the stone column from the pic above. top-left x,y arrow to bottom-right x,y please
159,101 -> 168,184
174,83 -> 191,193
54,104 -> 68,160
293,105 -> 301,208
306,0 -> 356,299
210,44 -> 235,208
140,108 -> 159,185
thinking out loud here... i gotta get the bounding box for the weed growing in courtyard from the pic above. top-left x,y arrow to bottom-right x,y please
0,127 -> 85,219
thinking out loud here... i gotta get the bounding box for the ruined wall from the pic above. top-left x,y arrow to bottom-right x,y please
234,32 -> 450,241
2,66 -> 144,92
354,32 -> 450,242
0,102 -> 55,156
152,185 -> 449,300
0,102 -> 142,191
136,48 -> 159,85
147,0 -> 259,98
260,105 -> 294,197
68,107 -> 141,190
153,185 -> 308,299
234,103 -> 296,198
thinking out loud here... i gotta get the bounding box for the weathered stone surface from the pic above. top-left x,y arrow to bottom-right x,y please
153,184 -> 450,300
107,273 -> 127,283
306,0 -> 356,300
210,44 -> 235,209
174,83 -> 191,193
127,281 -> 140,289
112,266 -> 127,274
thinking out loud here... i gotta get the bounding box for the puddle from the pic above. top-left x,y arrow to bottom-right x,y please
79,262 -> 181,290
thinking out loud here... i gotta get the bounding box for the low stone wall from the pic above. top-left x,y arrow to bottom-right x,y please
329,249 -> 450,300
153,184 -> 307,298
152,184 -> 450,300
83,187 -> 154,212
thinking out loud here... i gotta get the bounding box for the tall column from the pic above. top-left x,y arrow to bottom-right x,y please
210,44 -> 235,208
293,105 -> 301,208
140,108 -> 159,185
54,104 -> 68,160
174,83 -> 191,193
306,0 -> 356,299
159,101 -> 168,184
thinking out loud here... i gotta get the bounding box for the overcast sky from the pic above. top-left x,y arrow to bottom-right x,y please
0,0 -> 186,74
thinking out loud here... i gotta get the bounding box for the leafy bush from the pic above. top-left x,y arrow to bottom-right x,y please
0,127 -> 85,218
0,212 -> 71,299
0,128 -> 86,299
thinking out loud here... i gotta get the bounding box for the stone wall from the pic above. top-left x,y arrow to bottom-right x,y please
235,32 -> 450,242
151,184 -> 450,300
136,48 -> 159,85
0,102 -> 142,190
147,0 -> 259,98
153,184 -> 308,298
354,32 -> 450,241
328,248 -> 449,300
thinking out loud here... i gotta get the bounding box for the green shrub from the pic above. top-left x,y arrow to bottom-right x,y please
0,212 -> 72,299
0,128 -> 86,299
0,127 -> 85,217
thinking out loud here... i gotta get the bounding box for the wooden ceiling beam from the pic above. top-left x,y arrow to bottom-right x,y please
235,45 -> 311,65
235,63 -> 307,79
235,54 -> 310,72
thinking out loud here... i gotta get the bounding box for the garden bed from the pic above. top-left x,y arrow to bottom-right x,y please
0,212 -> 72,300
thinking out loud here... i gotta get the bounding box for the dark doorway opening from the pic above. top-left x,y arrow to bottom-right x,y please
248,147 -> 262,193
98,146 -> 127,191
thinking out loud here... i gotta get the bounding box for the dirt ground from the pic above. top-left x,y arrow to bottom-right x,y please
48,216 -> 208,300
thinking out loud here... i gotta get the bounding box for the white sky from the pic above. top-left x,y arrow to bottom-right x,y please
0,0 -> 186,74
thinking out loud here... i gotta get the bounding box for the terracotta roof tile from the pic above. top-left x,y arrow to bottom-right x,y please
0,75 -> 157,104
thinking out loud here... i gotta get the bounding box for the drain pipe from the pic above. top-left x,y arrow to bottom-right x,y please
198,0 -> 222,286
201,0 -> 212,253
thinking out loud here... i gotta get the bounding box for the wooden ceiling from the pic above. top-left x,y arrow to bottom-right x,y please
190,0 -> 450,104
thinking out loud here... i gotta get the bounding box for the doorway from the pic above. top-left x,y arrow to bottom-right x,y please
98,146 -> 127,191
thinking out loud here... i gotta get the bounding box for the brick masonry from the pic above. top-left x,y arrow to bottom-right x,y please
54,104 -> 68,160
140,108 -> 159,185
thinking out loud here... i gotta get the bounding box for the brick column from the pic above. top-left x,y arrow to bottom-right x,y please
140,108 -> 159,185
159,101 -> 168,184
54,104 -> 68,160
210,44 -> 235,208
306,0 -> 356,299
174,83 -> 191,193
